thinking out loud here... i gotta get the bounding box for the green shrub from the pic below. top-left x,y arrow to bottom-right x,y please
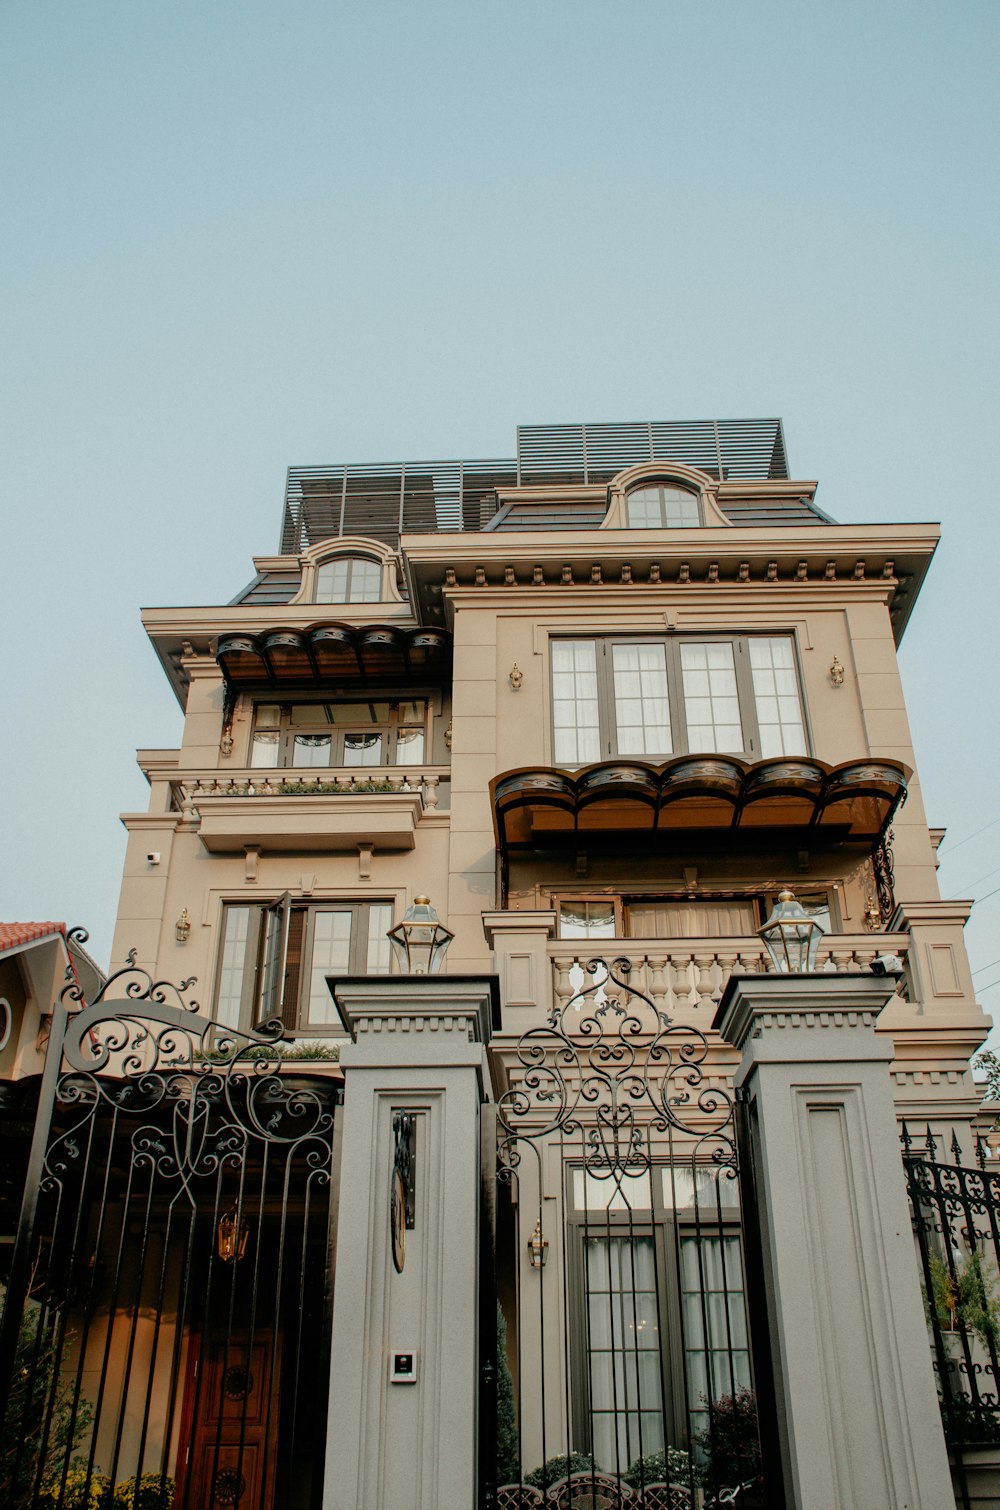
38,1463 -> 112,1510
625,1446 -> 699,1489
496,1304 -> 519,1485
0,1289 -> 96,1510
112,1473 -> 175,1510
691,1387 -> 760,1495
523,1453 -> 594,1489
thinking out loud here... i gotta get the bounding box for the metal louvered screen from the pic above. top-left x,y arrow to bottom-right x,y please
281,461 -> 518,552
279,423 -> 790,551
517,419 -> 789,486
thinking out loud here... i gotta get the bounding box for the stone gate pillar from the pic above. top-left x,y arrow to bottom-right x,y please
715,972 -> 954,1510
322,975 -> 497,1510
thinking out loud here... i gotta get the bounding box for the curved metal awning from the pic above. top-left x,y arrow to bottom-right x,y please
216,624 -> 452,689
491,756 -> 909,853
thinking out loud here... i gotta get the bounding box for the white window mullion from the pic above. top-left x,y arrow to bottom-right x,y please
552,640 -> 602,765
611,642 -> 672,757
678,642 -> 744,753
747,636 -> 807,757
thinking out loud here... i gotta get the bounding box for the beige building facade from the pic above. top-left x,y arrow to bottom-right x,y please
114,422 -> 987,1141
6,422 -> 996,1510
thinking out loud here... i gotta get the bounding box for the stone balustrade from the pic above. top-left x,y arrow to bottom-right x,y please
173,766 -> 450,812
548,932 -> 911,1017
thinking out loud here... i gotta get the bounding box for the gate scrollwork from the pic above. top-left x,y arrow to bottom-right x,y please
496,956 -> 737,1185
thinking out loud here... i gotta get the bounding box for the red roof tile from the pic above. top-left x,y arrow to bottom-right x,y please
0,922 -> 66,954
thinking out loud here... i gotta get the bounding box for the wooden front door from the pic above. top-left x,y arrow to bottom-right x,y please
180,1334 -> 282,1509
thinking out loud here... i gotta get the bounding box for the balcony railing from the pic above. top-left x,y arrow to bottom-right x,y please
548,933 -> 911,1017
170,766 -> 450,852
174,765 -> 450,809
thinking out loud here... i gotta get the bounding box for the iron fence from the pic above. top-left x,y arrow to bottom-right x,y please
904,1125 -> 1000,1510
0,937 -> 340,1510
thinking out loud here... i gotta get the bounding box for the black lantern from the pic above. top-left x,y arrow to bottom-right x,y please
758,888 -> 823,973
387,896 -> 454,976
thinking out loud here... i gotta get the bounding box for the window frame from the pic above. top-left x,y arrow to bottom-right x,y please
625,483 -> 704,529
313,554 -> 383,604
550,888 -> 837,940
565,1163 -> 750,1461
213,897 -> 395,1037
249,696 -> 432,771
550,633 -> 809,764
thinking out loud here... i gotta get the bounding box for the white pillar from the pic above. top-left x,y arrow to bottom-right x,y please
323,976 -> 496,1510
715,972 -> 954,1510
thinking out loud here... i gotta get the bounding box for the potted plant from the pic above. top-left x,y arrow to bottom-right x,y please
927,1248 -> 1000,1352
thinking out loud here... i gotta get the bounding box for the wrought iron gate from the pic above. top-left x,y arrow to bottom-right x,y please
482,957 -> 776,1509
0,941 -> 339,1510
904,1127 -> 1000,1510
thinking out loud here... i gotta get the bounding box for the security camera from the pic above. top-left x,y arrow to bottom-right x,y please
870,953 -> 902,976
146,852 -> 161,865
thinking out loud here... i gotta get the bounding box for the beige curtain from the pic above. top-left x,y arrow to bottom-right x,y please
627,899 -> 756,938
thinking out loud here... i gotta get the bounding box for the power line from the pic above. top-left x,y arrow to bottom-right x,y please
939,814 -> 1000,858
959,863 -> 1000,894
972,883 -> 1000,911
973,959 -> 1000,978
978,977 -> 1000,996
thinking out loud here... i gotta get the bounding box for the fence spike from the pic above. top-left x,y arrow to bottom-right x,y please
951,1129 -> 963,1165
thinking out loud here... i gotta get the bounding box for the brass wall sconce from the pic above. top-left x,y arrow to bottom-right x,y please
509,664 -> 523,691
175,909 -> 192,944
218,1205 -> 249,1263
527,1217 -> 548,1269
863,893 -> 882,932
829,656 -> 845,686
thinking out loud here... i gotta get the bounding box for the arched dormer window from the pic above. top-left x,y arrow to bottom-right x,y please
625,483 -> 702,529
314,555 -> 382,604
603,462 -> 728,530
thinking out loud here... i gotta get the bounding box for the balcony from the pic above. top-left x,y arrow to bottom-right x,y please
173,766 -> 450,853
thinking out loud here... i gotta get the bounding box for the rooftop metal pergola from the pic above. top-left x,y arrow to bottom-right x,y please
280,418 -> 789,553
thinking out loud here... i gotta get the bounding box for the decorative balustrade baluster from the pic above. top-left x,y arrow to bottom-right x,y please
693,952 -> 715,1010
552,956 -> 576,1016
645,955 -> 668,1015
715,950 -> 739,1004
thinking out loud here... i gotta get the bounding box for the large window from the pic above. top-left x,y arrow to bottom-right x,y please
250,699 -> 428,769
314,556 -> 382,603
551,636 -> 806,764
554,894 -> 829,941
568,1166 -> 750,1472
626,484 -> 702,529
215,898 -> 392,1035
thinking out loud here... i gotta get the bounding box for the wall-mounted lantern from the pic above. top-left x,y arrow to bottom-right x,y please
387,897 -> 453,976
175,909 -> 192,944
217,1204 -> 249,1263
527,1217 -> 549,1270
829,656 -> 845,686
758,888 -> 823,973
509,664 -> 523,691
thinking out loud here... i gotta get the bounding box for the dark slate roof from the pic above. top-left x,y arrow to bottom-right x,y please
231,570 -> 303,606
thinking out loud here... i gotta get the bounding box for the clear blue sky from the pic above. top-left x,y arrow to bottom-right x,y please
1,1 -> 997,1018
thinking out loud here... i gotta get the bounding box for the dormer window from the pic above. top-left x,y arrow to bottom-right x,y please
625,484 -> 702,529
314,555 -> 382,604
